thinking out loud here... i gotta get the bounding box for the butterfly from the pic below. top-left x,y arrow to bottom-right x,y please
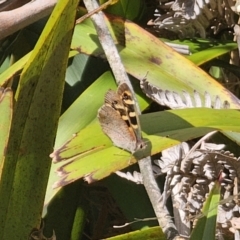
98,83 -> 146,153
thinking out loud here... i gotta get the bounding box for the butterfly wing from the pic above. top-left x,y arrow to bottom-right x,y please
104,89 -> 131,127
98,105 -> 137,153
117,83 -> 145,150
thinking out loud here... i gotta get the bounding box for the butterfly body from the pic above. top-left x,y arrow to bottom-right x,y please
98,83 -> 145,153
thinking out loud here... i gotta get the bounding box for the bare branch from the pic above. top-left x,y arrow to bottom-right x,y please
82,0 -> 132,89
82,1 -> 181,238
0,0 -> 57,41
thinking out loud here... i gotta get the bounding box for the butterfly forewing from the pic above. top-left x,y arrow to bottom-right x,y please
117,83 -> 144,146
104,90 -> 129,125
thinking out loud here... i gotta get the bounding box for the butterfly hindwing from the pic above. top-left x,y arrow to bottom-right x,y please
98,105 -> 137,153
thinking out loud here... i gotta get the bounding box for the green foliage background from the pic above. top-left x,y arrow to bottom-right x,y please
0,0 -> 239,239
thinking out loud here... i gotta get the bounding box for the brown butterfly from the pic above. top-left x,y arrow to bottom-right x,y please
98,83 -> 146,153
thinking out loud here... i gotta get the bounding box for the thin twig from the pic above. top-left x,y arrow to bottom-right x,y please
81,0 -> 132,87
114,217 -> 162,228
76,0 -> 114,24
82,1 -> 181,239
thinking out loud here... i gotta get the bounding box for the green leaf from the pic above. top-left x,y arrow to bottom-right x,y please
52,108 -> 240,188
99,0 -> 146,21
0,0 -> 79,238
164,39 -> 237,65
0,52 -> 31,86
105,226 -> 165,240
43,181 -> 86,240
0,88 -> 12,174
186,42 -> 237,65
72,11 -> 240,108
0,50 -> 78,87
190,181 -> 221,240
55,71 -> 116,148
